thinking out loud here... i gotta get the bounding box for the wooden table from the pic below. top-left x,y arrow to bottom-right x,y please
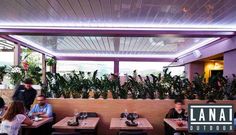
53,117 -> 100,130
164,118 -> 188,132
22,117 -> 53,129
110,118 -> 153,130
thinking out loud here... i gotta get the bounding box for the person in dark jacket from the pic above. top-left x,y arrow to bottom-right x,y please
12,78 -> 37,111
164,99 -> 186,135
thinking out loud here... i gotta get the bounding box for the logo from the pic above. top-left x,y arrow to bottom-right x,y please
188,104 -> 234,133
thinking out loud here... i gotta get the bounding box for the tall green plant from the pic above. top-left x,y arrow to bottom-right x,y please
46,72 -> 62,98
192,73 -> 207,100
0,66 -> 7,84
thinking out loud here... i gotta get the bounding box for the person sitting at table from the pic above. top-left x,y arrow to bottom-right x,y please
29,95 -> 53,118
12,78 -> 37,111
0,97 -> 7,117
164,98 -> 186,135
206,97 -> 216,104
0,101 -> 33,135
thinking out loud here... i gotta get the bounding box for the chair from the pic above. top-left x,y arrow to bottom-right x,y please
78,112 -> 98,135
79,112 -> 98,118
51,132 -> 80,135
120,113 -> 139,118
118,131 -> 147,135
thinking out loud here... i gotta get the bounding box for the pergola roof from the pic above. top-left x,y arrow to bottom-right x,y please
0,0 -> 236,60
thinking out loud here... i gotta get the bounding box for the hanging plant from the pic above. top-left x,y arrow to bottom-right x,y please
46,58 -> 56,67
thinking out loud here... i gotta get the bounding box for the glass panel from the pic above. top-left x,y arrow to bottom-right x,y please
57,61 -> 114,77
0,52 -> 14,66
119,62 -> 171,76
11,35 -> 217,57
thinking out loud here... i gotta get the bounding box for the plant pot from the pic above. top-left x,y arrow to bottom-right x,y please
53,93 -> 62,98
101,92 -> 108,99
63,91 -> 71,98
82,92 -> 89,99
72,92 -> 81,98
94,92 -> 101,99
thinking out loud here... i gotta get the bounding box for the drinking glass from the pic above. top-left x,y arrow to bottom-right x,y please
84,112 -> 88,119
178,115 -> 183,121
124,109 -> 128,118
133,112 -> 138,119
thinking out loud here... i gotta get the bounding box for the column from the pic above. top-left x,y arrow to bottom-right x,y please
184,61 -> 204,81
14,43 -> 21,66
224,49 -> 236,79
114,59 -> 119,75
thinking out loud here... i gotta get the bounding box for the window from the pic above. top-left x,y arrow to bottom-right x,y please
57,61 -> 114,77
119,62 -> 185,76
0,52 -> 14,66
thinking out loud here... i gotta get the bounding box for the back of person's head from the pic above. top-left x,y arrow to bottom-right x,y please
0,97 -> 5,108
206,98 -> 216,104
24,78 -> 33,84
37,94 -> 46,99
174,98 -> 184,105
2,101 -> 25,121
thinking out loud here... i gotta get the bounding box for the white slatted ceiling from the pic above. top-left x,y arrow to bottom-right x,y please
0,0 -> 236,27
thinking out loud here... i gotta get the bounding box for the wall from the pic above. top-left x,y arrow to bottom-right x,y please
224,49 -> 236,78
0,89 -> 41,104
47,99 -> 236,135
185,61 -> 204,81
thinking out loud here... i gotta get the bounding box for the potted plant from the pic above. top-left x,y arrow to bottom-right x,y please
110,74 -> 121,99
46,72 -> 62,98
46,58 -> 56,72
192,73 -> 207,100
79,72 -> 92,99
100,75 -> 111,99
8,66 -> 24,87
0,66 -> 7,89
68,71 -> 82,98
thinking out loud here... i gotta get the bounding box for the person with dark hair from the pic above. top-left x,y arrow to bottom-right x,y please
206,99 -> 216,104
0,101 -> 33,135
164,99 -> 186,135
0,97 -> 7,116
29,95 -> 52,118
12,78 -> 37,110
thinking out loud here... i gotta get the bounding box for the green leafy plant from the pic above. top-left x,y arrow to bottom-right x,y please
68,71 -> 82,98
46,72 -> 62,98
0,66 -> 7,84
8,66 -> 25,86
91,70 -> 102,99
192,73 -> 207,100
46,58 -> 56,66
80,71 -> 92,99
26,65 -> 42,85
100,75 -> 112,99
110,74 -> 120,99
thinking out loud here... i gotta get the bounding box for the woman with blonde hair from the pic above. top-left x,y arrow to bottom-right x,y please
0,101 -> 33,135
